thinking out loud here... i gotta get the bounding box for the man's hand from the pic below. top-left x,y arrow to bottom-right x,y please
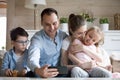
35,65 -> 59,78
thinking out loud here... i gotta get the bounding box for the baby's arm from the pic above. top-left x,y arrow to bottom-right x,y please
83,46 -> 102,62
68,52 -> 94,70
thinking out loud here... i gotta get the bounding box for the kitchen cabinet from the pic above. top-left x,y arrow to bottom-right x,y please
26,30 -> 39,48
102,30 -> 120,55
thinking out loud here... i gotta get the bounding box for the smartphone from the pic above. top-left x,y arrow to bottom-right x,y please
48,66 -> 68,75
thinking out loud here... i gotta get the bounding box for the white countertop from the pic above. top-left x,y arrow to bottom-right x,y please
0,77 -> 118,80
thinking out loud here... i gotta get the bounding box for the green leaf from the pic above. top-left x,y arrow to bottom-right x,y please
80,13 -> 96,23
60,17 -> 68,23
99,18 -> 109,24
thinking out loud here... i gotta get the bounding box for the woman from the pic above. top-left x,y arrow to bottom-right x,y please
61,14 -> 112,77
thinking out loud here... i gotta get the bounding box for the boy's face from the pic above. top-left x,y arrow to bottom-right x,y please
84,30 -> 101,46
12,36 -> 29,52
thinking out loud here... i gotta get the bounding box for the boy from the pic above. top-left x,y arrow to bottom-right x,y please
1,27 -> 30,77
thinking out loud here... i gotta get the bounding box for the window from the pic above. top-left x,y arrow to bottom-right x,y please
0,17 -> 6,50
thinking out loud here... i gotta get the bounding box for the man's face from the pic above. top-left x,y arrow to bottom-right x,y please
41,13 -> 59,39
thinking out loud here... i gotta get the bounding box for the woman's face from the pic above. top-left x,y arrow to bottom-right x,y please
84,30 -> 101,46
72,25 -> 87,40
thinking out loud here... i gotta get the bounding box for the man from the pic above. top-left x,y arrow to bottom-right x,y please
28,8 -> 67,78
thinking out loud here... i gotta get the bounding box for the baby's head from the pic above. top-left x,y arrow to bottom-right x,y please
10,27 -> 29,52
68,14 -> 87,40
83,26 -> 104,47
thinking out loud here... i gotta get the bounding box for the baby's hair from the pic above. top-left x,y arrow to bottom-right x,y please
68,13 -> 86,36
86,26 -> 104,47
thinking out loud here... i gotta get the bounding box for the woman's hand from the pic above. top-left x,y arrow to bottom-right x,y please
35,65 -> 59,78
79,60 -> 96,70
105,65 -> 112,72
79,62 -> 92,70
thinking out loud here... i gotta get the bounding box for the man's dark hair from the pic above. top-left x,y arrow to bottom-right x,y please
10,27 -> 28,41
41,8 -> 58,21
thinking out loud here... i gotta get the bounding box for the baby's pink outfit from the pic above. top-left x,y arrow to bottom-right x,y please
112,72 -> 120,78
73,39 -> 96,63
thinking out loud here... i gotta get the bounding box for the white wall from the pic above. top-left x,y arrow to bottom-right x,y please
14,0 -> 120,30
6,0 -> 120,50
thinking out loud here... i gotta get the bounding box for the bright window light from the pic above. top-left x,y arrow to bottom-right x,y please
0,17 -> 6,50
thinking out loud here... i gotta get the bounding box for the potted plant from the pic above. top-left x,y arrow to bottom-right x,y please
59,17 -> 68,33
0,46 -> 6,59
80,13 -> 96,28
99,18 -> 109,31
60,17 -> 68,23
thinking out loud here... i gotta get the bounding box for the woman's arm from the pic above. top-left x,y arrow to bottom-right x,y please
68,51 -> 94,70
68,52 -> 83,65
67,39 -> 96,70
61,49 -> 68,66
68,39 -> 87,66
61,49 -> 77,70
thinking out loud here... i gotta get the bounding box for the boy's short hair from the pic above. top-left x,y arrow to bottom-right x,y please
10,27 -> 28,41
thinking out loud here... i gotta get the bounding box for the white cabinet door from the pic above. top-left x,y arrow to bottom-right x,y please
26,30 -> 39,48
102,31 -> 120,54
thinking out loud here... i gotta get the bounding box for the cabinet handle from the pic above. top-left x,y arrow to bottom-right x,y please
111,39 -> 120,41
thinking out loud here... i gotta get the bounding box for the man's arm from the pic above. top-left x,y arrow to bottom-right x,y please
28,46 -> 41,72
